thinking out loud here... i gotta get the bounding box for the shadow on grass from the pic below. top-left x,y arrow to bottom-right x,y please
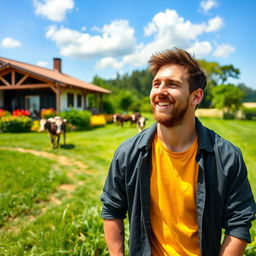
60,144 -> 75,149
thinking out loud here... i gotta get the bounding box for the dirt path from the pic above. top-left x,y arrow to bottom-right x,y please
0,147 -> 88,170
0,147 -> 91,228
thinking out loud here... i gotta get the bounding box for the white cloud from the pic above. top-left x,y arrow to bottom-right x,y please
1,37 -> 22,48
33,0 -> 74,22
213,44 -> 235,57
206,16 -> 224,32
37,61 -> 48,67
44,8 -> 227,71
187,41 -> 213,58
96,57 -> 123,70
46,20 -> 136,58
200,0 -> 218,13
120,9 -> 223,68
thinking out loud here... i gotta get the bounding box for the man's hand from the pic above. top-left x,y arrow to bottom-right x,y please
104,219 -> 125,256
219,235 -> 247,256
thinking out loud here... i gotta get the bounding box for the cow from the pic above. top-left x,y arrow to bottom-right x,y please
113,114 -> 132,127
40,116 -> 67,149
137,117 -> 146,132
130,112 -> 141,126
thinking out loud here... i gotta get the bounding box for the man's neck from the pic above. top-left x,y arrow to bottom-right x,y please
157,117 -> 197,152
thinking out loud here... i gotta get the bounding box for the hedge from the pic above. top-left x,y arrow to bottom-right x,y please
0,116 -> 33,133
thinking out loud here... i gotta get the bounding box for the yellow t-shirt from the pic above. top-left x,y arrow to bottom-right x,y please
150,135 -> 200,256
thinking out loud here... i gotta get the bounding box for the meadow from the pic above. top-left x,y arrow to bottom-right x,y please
0,116 -> 255,255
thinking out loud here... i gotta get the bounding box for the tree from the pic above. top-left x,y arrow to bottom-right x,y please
212,84 -> 245,118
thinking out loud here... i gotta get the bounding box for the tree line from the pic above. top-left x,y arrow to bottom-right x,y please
92,59 -> 256,116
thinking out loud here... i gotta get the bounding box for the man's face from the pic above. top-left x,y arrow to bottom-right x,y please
150,64 -> 191,127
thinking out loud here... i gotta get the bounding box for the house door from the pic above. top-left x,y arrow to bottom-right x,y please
25,96 -> 40,117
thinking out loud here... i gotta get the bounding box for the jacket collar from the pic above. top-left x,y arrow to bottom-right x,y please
138,117 -> 214,152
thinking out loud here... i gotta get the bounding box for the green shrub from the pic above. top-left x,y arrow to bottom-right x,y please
242,107 -> 256,120
60,109 -> 91,131
0,116 -> 33,133
103,100 -> 115,114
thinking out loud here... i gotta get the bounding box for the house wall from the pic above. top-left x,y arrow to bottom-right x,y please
60,89 -> 84,111
0,91 -> 3,108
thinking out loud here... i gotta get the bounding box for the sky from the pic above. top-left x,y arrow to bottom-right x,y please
0,0 -> 256,89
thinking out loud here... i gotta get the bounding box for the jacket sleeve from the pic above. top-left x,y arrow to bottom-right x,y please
223,149 -> 256,243
100,148 -> 128,220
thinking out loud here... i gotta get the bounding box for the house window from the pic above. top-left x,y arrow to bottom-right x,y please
67,93 -> 74,107
77,94 -> 82,107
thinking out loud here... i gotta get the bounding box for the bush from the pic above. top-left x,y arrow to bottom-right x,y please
242,107 -> 256,120
12,109 -> 31,117
60,109 -> 91,131
30,120 -> 40,132
103,100 -> 115,114
0,116 -> 33,133
0,109 -> 11,118
41,108 -> 56,119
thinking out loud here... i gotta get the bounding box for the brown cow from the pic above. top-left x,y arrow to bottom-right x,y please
40,116 -> 66,149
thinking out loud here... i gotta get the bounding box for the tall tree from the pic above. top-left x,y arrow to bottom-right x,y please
212,84 -> 245,118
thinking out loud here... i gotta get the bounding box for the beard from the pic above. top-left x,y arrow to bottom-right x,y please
151,100 -> 189,127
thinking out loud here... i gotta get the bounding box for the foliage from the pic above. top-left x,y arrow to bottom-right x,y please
119,91 -> 134,111
0,109 -> 11,118
102,99 -> 115,114
90,115 -> 107,127
60,108 -> 91,131
238,83 -> 256,102
245,236 -> 256,255
0,115 -> 33,132
242,107 -> 256,120
41,108 -> 56,119
212,84 -> 245,118
12,109 -> 31,116
30,120 -> 40,132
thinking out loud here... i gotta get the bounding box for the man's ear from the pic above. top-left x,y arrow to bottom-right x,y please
191,88 -> 204,106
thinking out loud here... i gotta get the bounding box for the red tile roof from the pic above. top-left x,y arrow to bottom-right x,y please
0,57 -> 111,94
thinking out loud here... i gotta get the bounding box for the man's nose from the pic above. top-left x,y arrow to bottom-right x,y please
158,83 -> 168,95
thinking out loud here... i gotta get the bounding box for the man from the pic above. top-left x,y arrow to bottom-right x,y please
101,48 -> 255,256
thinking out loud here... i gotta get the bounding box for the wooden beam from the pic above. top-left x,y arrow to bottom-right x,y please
11,70 -> 15,86
0,84 -> 53,90
16,74 -> 28,86
0,76 -> 11,86
50,86 -> 58,94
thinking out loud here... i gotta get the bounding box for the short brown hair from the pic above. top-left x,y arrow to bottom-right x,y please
148,48 -> 207,93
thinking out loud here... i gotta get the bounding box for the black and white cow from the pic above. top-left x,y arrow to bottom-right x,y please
40,116 -> 67,149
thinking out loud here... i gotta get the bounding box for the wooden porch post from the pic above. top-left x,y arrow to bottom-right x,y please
99,93 -> 103,113
56,86 -> 60,113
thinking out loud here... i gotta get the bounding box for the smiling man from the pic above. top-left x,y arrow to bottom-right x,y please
101,48 -> 255,256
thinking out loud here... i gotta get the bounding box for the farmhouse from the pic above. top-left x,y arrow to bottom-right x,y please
0,57 -> 111,117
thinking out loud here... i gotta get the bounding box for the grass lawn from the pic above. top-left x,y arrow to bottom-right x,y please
0,116 -> 255,255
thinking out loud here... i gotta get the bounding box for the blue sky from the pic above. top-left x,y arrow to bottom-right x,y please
0,0 -> 255,89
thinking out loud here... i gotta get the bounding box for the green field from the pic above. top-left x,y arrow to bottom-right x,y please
0,117 -> 255,255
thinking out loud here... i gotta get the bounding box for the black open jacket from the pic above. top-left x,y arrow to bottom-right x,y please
101,118 -> 255,256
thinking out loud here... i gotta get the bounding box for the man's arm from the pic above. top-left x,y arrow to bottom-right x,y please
219,235 -> 247,256
104,219 -> 125,256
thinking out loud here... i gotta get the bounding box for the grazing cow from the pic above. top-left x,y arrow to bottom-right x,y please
130,112 -> 141,126
40,116 -> 67,149
113,114 -> 132,127
118,114 -> 132,127
137,117 -> 146,132
112,114 -> 121,125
